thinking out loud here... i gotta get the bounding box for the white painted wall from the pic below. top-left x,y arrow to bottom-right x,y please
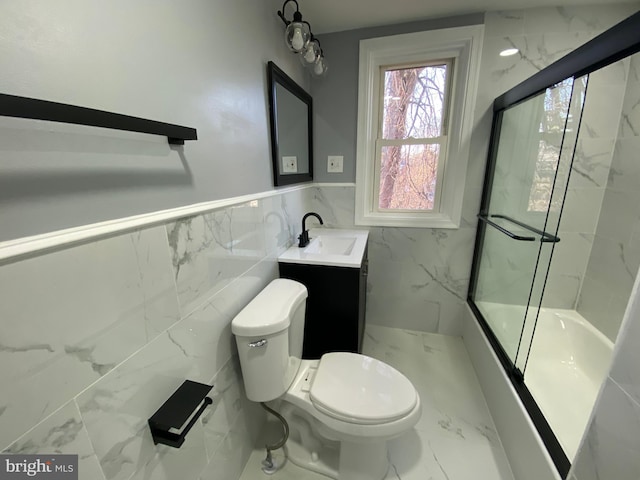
0,0 -> 308,241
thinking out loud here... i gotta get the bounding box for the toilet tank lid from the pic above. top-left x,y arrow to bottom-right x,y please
232,279 -> 308,337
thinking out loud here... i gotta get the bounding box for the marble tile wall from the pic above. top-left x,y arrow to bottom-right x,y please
307,184 -> 478,335
577,52 -> 640,342
540,58 -> 630,310
540,62 -> 624,309
570,271 -> 640,479
0,186 -> 309,480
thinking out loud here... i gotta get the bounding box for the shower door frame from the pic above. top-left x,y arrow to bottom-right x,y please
467,11 -> 640,479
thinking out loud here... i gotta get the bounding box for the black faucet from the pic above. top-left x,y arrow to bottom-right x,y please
298,212 -> 324,247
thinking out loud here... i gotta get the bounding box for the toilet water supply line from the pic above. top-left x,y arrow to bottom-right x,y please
260,402 -> 290,474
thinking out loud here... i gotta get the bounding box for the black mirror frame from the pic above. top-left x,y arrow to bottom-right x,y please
267,61 -> 313,186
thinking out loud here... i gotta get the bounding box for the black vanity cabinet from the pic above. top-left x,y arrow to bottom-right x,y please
278,247 -> 368,359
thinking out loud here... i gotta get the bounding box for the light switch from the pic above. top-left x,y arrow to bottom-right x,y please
328,155 -> 343,173
282,156 -> 298,173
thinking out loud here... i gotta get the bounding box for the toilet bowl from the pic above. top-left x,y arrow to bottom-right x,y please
232,278 -> 421,480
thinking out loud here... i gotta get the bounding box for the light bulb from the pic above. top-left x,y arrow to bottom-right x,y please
312,58 -> 327,77
301,40 -> 320,64
303,45 -> 316,63
291,28 -> 304,50
285,20 -> 310,53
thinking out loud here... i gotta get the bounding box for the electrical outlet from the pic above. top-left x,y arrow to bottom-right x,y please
328,155 -> 344,173
282,156 -> 298,173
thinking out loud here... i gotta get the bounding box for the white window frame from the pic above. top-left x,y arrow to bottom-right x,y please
355,25 -> 484,228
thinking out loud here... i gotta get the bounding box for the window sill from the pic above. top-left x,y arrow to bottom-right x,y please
354,211 -> 460,229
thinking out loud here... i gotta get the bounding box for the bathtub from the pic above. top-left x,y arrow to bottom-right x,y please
474,301 -> 613,460
525,308 -> 613,460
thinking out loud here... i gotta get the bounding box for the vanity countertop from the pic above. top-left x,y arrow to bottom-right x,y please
278,228 -> 369,268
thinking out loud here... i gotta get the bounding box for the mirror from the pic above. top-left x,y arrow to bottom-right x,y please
267,61 -> 313,186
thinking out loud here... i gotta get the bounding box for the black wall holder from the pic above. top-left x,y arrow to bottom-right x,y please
0,93 -> 198,145
148,380 -> 213,448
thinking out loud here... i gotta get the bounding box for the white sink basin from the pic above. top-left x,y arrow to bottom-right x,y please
303,236 -> 356,256
278,228 -> 369,268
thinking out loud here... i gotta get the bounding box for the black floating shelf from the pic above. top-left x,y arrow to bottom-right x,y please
148,380 -> 213,448
0,93 -> 198,145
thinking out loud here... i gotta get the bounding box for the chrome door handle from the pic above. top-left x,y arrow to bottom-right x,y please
248,339 -> 268,348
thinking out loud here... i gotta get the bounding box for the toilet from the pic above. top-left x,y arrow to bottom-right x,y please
231,278 -> 421,480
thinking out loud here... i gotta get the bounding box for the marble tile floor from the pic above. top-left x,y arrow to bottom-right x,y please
238,325 -> 514,480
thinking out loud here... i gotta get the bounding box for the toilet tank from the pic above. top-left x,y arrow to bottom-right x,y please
231,279 -> 308,402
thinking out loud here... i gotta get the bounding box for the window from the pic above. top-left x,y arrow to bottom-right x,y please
355,26 -> 484,228
376,61 -> 452,213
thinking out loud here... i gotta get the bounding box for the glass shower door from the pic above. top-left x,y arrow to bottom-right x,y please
471,76 -> 585,368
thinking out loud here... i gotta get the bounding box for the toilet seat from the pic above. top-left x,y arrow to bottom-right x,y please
309,352 -> 417,425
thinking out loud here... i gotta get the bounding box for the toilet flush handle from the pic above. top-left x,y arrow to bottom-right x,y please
248,339 -> 268,348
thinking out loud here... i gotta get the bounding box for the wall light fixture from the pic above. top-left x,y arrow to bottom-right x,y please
277,0 -> 328,77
